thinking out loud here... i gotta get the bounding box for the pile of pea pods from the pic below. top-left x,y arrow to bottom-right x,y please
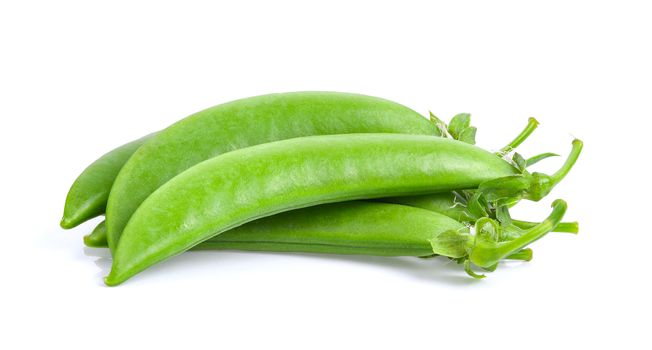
60,92 -> 582,285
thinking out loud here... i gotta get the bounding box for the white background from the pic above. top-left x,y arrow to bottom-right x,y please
1,1 -> 650,349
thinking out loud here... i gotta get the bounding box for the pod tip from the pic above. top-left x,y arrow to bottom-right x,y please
60,217 -> 74,229
104,275 -> 119,287
83,234 -> 105,248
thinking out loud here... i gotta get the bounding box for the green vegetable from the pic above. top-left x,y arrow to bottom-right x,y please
86,198 -> 567,280
83,202 -> 540,267
106,134 -> 520,285
73,110 -> 543,249
105,92 -> 439,251
83,192 -> 577,249
60,134 -> 152,229
199,202 -> 466,256
65,104 -> 536,237
83,221 -> 108,248
195,201 -> 533,264
60,92 -> 581,284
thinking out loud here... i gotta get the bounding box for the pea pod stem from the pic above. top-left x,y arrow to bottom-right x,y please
512,219 -> 578,234
498,117 -> 539,155
479,139 -> 583,202
550,139 -> 583,185
524,139 -> 583,201
469,199 -> 567,269
504,248 -> 533,261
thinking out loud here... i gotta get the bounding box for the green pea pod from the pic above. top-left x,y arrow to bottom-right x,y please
83,195 -> 577,249
67,98 -> 541,238
105,92 -> 439,251
85,114 -> 572,249
94,202 -> 538,263
200,201 -> 569,258
60,134 -> 152,229
82,116 -> 577,249
197,202 -> 467,256
106,134 -> 517,285
83,220 -> 108,248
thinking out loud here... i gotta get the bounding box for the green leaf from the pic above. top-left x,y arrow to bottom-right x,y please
448,113 -> 471,139
429,230 -> 470,258
495,205 -> 513,226
428,111 -> 447,137
466,192 -> 488,219
512,152 -> 527,173
526,152 -> 559,167
458,126 -> 477,144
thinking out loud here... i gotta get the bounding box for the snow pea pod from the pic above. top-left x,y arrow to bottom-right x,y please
106,134 -> 517,285
88,202 -> 529,261
195,201 -> 466,256
60,134 -> 152,229
105,92 -> 438,251
83,195 -> 577,249
83,220 -> 108,248
196,201 -> 535,262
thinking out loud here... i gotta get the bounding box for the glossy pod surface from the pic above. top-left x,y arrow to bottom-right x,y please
107,134 -> 517,285
105,92 -> 437,251
83,220 -> 108,248
61,135 -> 151,229
85,191 -> 577,249
197,202 -> 466,256
379,193 -> 471,222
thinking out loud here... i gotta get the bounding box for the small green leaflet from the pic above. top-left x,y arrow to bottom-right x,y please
448,113 -> 471,139
429,229 -> 469,259
458,126 -> 477,145
526,152 -> 559,167
512,152 -> 528,173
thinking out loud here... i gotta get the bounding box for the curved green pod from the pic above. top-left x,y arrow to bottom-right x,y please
83,220 -> 108,248
60,134 -> 152,229
105,92 -> 438,251
106,134 -> 517,285
86,195 -> 468,249
83,197 -> 577,249
196,201 -> 466,256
